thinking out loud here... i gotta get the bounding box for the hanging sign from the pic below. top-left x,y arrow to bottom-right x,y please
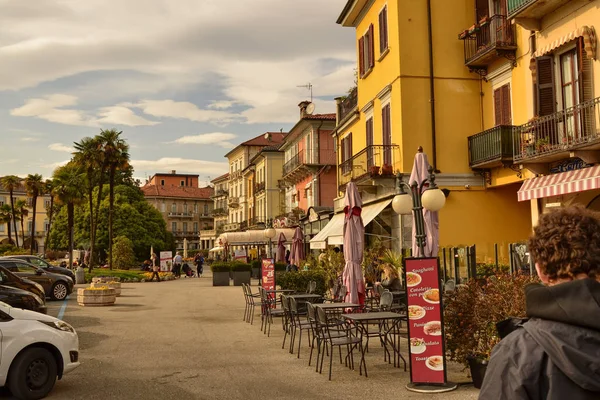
159,251 -> 173,272
404,257 -> 448,385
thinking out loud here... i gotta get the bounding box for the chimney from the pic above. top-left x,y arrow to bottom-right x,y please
298,101 -> 311,118
171,170 -> 176,174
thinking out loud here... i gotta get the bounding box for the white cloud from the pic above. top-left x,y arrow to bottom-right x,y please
207,100 -> 237,110
45,159 -> 69,169
133,100 -> 243,126
10,94 -> 97,127
172,132 -> 237,148
20,137 -> 40,142
131,157 -> 228,177
96,105 -> 159,127
48,143 -> 74,153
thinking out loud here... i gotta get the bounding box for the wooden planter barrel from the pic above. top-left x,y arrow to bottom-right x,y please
91,281 -> 121,296
77,288 -> 117,306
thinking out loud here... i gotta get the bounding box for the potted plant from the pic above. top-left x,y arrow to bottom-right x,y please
211,262 -> 230,286
458,29 -> 469,40
251,260 -> 261,279
479,16 -> 490,26
231,262 -> 251,286
444,272 -> 538,388
369,165 -> 381,177
535,137 -> 550,152
381,164 -> 394,176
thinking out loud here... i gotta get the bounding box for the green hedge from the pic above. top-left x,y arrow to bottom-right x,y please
476,263 -> 510,278
251,260 -> 262,269
211,262 -> 230,272
274,262 -> 287,271
231,262 -> 252,272
279,270 -> 327,296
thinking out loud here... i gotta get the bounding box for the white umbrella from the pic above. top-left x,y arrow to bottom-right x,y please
183,238 -> 188,259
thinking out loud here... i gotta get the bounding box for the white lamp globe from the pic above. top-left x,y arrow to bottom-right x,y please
422,188 -> 446,212
392,194 -> 413,215
264,227 -> 277,239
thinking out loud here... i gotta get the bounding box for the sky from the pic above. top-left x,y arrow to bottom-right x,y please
0,0 -> 355,186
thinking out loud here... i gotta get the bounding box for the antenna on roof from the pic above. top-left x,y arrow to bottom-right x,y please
297,82 -> 313,102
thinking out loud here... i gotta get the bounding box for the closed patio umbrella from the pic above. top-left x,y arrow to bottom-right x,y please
276,233 -> 287,263
342,182 -> 365,306
183,238 -> 188,259
290,227 -> 305,267
409,150 -> 439,257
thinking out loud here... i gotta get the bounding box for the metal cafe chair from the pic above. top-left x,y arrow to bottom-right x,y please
288,297 -> 313,358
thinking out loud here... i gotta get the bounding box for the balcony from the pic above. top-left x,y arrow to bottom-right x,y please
197,213 -> 212,218
248,217 -> 265,228
338,87 -> 358,123
254,182 -> 265,194
459,15 -> 516,75
168,212 -> 194,218
224,223 -> 240,232
211,207 -> 228,217
508,0 -> 569,22
339,145 -> 400,191
229,171 -> 242,180
514,97 -> 600,164
211,189 -> 228,198
468,126 -> 518,169
172,230 -> 199,238
283,149 -> 336,182
228,197 -> 240,208
199,229 -> 216,238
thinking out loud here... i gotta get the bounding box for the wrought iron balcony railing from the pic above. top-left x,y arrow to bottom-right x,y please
254,182 -> 265,193
228,197 -> 240,208
459,15 -> 516,71
211,207 -> 228,216
248,217 -> 265,227
339,145 -> 400,189
468,125 -> 518,169
338,87 -> 358,122
283,149 -> 337,176
168,212 -> 194,218
514,97 -> 600,162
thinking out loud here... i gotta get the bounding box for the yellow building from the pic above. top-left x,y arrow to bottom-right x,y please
251,146 -> 285,228
323,0 -> 534,265
466,0 -> 600,226
0,181 -> 51,254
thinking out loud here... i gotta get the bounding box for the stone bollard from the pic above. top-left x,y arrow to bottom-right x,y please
75,266 -> 86,285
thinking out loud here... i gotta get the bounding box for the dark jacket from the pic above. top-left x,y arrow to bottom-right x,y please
479,279 -> 600,400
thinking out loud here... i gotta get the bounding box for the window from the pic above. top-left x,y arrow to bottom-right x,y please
15,263 -> 36,273
160,179 -> 165,186
45,221 -> 50,232
204,204 -> 208,214
193,222 -> 198,232
382,104 -> 392,165
379,5 -> 388,55
366,118 -> 374,168
494,84 -> 512,125
180,180 -> 185,186
0,224 -> 4,233
44,200 -> 51,209
194,203 -> 198,213
183,222 -> 188,233
171,222 -> 177,232
0,197 -> 5,206
27,220 -> 32,233
161,202 -> 166,212
171,203 -> 177,213
183,204 -> 188,214
358,24 -> 375,78
341,133 -> 353,174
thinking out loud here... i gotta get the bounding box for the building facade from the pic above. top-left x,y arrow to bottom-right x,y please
250,146 -> 285,229
142,171 -> 214,252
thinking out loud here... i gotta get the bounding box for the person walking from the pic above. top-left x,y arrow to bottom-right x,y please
194,253 -> 204,278
479,206 -> 600,399
172,252 -> 183,278
149,253 -> 160,282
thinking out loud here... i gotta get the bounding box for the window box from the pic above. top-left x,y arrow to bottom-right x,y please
369,165 -> 381,177
381,164 -> 394,176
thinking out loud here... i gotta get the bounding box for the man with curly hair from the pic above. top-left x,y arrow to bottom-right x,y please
480,206 -> 600,399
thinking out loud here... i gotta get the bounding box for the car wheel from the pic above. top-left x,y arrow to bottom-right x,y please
51,282 -> 68,301
8,347 -> 58,400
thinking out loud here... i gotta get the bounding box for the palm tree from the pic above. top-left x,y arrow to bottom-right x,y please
15,199 -> 28,247
0,204 -> 13,245
43,179 -> 55,257
99,129 -> 130,269
0,175 -> 21,248
25,174 -> 43,254
52,163 -> 84,269
73,137 -> 103,267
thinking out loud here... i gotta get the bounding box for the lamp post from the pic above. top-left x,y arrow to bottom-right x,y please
391,165 -> 446,257
263,219 -> 277,258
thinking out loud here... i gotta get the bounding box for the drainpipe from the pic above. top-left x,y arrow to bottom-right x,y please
427,0 -> 438,172
315,120 -> 324,206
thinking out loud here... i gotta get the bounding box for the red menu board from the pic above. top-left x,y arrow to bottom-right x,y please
261,258 -> 275,292
404,257 -> 447,385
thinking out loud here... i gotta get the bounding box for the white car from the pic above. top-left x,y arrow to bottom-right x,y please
0,302 -> 80,399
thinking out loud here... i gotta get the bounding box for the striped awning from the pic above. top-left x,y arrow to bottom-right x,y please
517,165 -> 600,202
530,26 -> 597,82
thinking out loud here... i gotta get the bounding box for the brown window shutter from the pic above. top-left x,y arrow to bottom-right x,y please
358,37 -> 365,77
366,118 -> 373,146
536,56 -> 556,116
348,133 -> 353,158
494,88 -> 502,126
502,85 -> 512,124
379,7 -> 388,54
577,37 -> 593,103
368,24 -> 375,69
383,7 -> 388,50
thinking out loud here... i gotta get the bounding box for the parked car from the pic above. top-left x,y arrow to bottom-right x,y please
0,302 -> 80,399
0,285 -> 46,314
2,255 -> 76,282
0,259 -> 73,301
0,266 -> 47,311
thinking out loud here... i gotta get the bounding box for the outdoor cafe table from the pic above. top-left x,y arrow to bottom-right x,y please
315,303 -> 360,316
266,289 -> 295,294
287,294 -> 322,300
341,312 -> 407,377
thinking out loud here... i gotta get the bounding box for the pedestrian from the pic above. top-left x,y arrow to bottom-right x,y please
194,253 -> 204,278
285,249 -> 290,265
149,258 -> 161,282
172,252 -> 183,278
479,206 -> 600,399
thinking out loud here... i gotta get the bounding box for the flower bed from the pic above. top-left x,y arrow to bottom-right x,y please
77,287 -> 117,307
91,281 -> 121,296
141,272 -> 176,282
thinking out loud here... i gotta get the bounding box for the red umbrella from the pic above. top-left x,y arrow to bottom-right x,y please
342,182 -> 365,306
276,232 -> 287,263
290,227 -> 305,267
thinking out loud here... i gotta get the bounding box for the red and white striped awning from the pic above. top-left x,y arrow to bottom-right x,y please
517,165 -> 600,202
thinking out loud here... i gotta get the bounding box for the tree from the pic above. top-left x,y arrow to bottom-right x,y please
73,136 -> 103,267
52,163 -> 84,268
24,174 -> 43,254
112,235 -> 135,270
15,199 -> 28,248
43,179 -> 56,257
0,175 -> 21,248
99,130 -> 130,269
0,204 -> 13,245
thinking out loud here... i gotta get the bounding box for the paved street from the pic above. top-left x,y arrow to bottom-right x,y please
32,275 -> 480,400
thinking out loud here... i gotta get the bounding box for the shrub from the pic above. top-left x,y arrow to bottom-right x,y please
1,248 -> 29,256
44,250 -> 64,261
279,270 -> 327,296
0,244 -> 18,256
251,260 -> 262,269
444,273 -> 539,367
211,263 -> 230,273
112,236 -> 136,270
476,263 -> 510,278
274,262 -> 287,271
230,262 -> 251,272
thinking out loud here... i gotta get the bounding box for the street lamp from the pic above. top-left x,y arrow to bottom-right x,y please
263,219 -> 277,258
392,165 -> 446,257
